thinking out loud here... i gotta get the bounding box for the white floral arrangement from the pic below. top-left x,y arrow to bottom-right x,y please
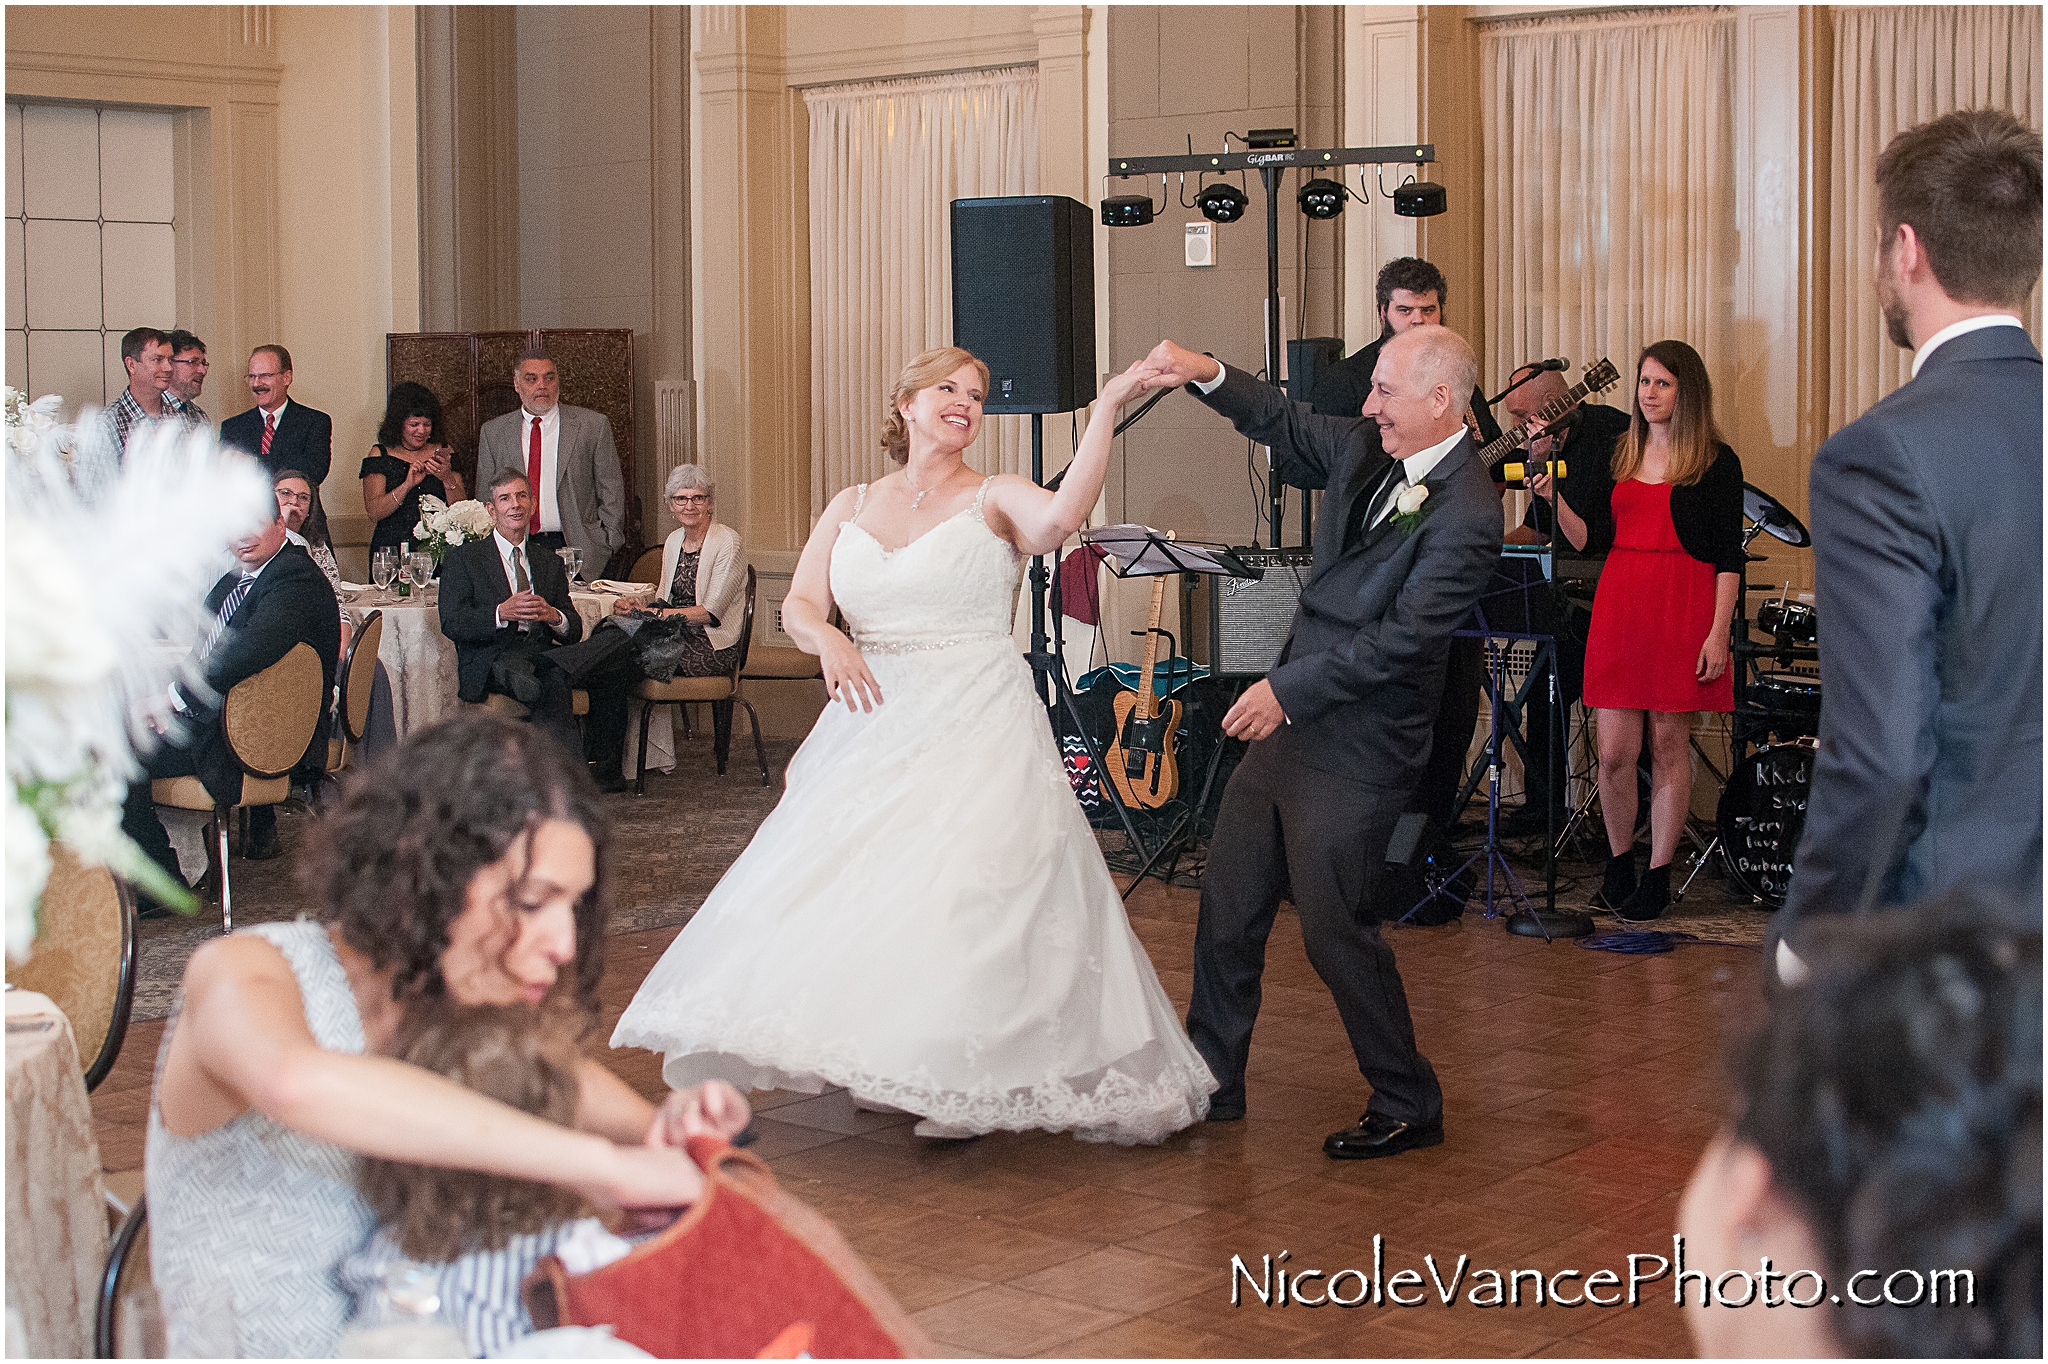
413,494 -> 495,564
6,387 -> 277,961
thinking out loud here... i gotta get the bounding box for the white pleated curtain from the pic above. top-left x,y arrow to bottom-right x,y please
1479,9 -> 1738,416
805,67 -> 1039,520
1830,6 -> 2043,423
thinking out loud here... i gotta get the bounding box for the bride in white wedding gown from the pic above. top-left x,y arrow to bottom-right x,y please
613,347 -> 1215,1143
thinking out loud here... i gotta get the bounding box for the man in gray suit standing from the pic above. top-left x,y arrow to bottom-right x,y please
476,349 -> 626,575
1140,327 -> 1502,1160
1780,109 -> 2042,967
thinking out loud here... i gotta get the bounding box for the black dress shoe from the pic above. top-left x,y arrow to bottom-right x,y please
244,827 -> 282,861
1323,1112 -> 1444,1161
1206,1101 -> 1246,1122
592,771 -> 630,795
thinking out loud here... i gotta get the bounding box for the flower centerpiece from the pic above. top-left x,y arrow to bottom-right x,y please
5,388 -> 276,960
413,494 -> 496,566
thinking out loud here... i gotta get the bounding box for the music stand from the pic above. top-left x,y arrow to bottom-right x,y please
1078,526 -> 1262,896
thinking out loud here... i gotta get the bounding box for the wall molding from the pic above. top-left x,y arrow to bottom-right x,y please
782,29 -> 1039,89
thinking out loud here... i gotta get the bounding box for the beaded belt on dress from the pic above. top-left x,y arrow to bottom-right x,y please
852,631 -> 1008,655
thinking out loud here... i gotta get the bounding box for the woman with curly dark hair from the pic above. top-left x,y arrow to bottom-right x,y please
143,714 -> 749,1358
1678,897 -> 2040,1358
362,380 -> 466,553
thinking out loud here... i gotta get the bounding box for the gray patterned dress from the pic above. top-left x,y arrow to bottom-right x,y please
145,920 -> 375,1358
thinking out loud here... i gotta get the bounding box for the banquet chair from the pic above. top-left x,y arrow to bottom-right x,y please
739,605 -> 841,686
635,565 -> 768,791
628,546 -> 663,586
5,845 -> 137,1093
95,1197 -> 157,1358
151,643 -> 324,933
323,610 -> 384,777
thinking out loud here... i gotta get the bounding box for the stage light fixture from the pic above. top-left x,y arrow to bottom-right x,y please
1296,176 -> 1347,219
1101,194 -> 1154,227
1393,181 -> 1448,217
1197,182 -> 1249,224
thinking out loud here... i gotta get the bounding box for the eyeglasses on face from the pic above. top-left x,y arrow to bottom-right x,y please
669,493 -> 712,506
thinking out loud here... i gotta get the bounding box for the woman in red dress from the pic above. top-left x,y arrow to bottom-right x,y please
1582,340 -> 1743,920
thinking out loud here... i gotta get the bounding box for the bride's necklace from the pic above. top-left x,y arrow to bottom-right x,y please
905,465 -> 954,510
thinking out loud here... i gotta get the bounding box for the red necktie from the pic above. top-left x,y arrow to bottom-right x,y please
526,415 -> 542,534
261,409 -> 276,458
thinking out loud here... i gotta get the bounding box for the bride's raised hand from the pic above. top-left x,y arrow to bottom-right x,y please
1098,358 -> 1153,410
820,630 -> 884,712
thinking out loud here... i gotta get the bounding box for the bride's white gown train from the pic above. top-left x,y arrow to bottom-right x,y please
612,480 -> 1215,1143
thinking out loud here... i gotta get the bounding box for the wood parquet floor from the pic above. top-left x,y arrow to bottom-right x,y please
92,872 -> 1758,1358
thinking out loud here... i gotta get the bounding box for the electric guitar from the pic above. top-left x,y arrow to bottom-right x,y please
1478,357 -> 1622,483
1104,573 -> 1182,810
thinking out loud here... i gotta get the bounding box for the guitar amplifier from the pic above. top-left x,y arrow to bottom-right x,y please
1196,549 -> 1314,678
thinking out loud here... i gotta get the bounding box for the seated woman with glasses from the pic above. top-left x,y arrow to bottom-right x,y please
546,465 -> 745,792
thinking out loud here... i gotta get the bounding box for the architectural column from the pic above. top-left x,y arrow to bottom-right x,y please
415,5 -> 518,332
692,6 -> 807,555
650,5 -> 694,540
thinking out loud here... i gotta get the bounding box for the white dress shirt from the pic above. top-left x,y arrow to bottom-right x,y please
521,407 -> 563,534
492,530 -> 566,633
1367,426 -> 1465,530
1911,313 -> 2025,378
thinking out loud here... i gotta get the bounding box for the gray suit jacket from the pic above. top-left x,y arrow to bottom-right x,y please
476,404 -> 625,569
1198,365 -> 1504,787
1782,324 -> 2043,927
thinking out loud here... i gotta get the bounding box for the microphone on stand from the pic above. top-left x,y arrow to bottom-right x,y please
1532,357 -> 1571,373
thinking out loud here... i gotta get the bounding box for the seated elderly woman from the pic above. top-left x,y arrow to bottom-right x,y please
144,715 -> 749,1357
1678,896 -> 2039,1358
547,464 -> 745,791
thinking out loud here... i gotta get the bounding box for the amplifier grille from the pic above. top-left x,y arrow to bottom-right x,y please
1210,551 -> 1313,677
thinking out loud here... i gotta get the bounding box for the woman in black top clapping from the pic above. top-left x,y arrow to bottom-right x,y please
361,382 -> 467,553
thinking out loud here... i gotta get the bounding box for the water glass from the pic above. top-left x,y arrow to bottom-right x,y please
370,549 -> 397,602
556,546 -> 583,583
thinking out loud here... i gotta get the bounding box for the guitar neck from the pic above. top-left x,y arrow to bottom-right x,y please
1477,377 -> 1599,469
1135,576 -> 1166,718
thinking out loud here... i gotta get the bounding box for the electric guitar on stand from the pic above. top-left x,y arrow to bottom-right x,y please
1104,573 -> 1182,809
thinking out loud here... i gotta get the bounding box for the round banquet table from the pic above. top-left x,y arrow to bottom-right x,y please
5,989 -> 108,1360
364,586 -> 677,775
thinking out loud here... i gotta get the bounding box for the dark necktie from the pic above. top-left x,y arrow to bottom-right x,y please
1361,461 -> 1407,535
203,572 -> 258,656
512,546 -> 531,632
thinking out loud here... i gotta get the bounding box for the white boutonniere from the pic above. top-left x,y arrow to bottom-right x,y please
1390,481 -> 1433,535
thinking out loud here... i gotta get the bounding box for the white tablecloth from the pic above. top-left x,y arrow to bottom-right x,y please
4,990 -> 107,1360
368,587 -> 675,775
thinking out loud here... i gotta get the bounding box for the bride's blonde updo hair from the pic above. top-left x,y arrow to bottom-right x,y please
881,346 -> 989,465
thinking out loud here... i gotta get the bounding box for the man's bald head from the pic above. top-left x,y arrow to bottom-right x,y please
1365,326 -> 1478,457
1502,366 -> 1568,429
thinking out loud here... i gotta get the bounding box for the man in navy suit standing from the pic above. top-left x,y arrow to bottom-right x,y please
1780,109 -> 2042,969
220,345 -> 333,487
1140,327 -> 1502,1160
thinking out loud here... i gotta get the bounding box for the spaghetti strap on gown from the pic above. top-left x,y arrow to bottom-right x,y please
613,479 -> 1215,1143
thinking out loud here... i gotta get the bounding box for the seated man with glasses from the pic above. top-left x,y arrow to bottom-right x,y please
543,465 -> 746,792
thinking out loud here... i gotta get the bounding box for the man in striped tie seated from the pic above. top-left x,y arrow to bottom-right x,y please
119,502 -> 342,913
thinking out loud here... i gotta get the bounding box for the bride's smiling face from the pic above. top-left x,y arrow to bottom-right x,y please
900,364 -> 985,455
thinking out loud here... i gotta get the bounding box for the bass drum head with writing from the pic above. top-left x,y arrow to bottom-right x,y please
1716,741 -> 1815,907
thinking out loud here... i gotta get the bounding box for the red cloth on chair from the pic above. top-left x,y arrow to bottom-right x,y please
523,1136 -> 931,1359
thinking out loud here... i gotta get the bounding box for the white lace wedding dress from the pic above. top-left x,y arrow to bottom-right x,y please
612,479 -> 1215,1143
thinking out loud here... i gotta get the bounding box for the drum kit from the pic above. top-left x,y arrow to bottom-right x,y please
1686,483 -> 1823,907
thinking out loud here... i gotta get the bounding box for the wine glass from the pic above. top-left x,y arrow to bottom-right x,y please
407,552 -> 435,603
370,548 -> 397,603
556,545 -> 583,584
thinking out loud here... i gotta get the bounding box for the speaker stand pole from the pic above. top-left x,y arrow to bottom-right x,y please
1262,163 -> 1285,548
1029,413 -> 1050,708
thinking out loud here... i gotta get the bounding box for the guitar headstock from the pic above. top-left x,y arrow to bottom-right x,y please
1582,358 -> 1620,395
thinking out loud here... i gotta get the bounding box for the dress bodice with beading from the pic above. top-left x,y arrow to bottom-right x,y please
830,478 -> 1018,653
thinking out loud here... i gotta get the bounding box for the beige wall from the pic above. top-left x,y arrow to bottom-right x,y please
7,5 -> 420,568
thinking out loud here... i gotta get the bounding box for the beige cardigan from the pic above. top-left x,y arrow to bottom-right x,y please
656,520 -> 745,652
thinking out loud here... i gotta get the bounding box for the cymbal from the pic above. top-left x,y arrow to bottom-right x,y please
1743,483 -> 1811,548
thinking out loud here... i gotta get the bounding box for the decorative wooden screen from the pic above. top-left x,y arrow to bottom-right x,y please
386,329 -> 639,557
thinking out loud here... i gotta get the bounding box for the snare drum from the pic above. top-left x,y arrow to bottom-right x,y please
1749,670 -> 1822,739
1716,740 -> 1816,907
1756,598 -> 1818,646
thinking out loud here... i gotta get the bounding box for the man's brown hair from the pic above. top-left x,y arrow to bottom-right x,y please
1877,109 -> 2042,307
356,1003 -> 590,1261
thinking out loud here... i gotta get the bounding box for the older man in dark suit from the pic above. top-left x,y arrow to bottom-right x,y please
1140,326 -> 1502,1159
437,468 -> 587,760
1780,110 -> 2042,967
219,344 -> 334,487
121,505 -> 341,907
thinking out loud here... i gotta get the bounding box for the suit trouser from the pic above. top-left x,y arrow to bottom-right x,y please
548,624 -> 643,778
1187,740 -> 1444,1125
1417,636 -> 1485,837
486,633 -> 583,759
120,743 -> 201,895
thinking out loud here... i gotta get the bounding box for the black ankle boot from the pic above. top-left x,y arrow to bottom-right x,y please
1618,862 -> 1670,922
1595,849 -> 1637,910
